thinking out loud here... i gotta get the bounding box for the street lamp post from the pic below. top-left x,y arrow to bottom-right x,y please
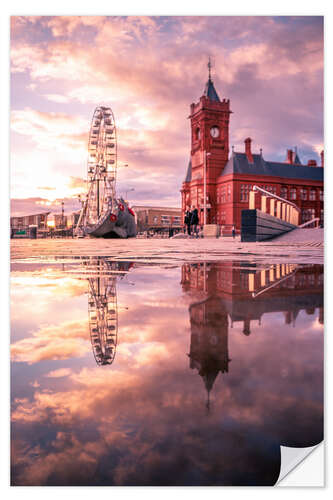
203,152 -> 211,226
61,201 -> 65,230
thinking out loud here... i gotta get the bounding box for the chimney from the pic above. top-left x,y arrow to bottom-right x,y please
320,150 -> 324,167
286,149 -> 294,164
244,137 -> 253,163
307,159 -> 317,167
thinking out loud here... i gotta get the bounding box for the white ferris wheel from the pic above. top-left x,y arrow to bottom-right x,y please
76,106 -> 118,231
85,106 -> 117,224
75,105 -> 136,238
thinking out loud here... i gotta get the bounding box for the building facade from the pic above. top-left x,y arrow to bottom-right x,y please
132,206 -> 182,233
181,69 -> 324,231
54,213 -> 67,229
10,212 -> 50,231
66,211 -> 81,229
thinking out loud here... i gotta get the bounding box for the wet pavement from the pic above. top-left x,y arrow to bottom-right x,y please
11,232 -> 324,265
10,247 -> 324,486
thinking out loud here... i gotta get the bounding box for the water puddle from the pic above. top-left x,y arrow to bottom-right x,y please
11,258 -> 323,485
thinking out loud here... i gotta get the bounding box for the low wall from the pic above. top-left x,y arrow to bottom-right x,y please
241,209 -> 296,242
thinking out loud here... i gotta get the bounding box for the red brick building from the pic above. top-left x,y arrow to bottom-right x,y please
181,70 -> 324,231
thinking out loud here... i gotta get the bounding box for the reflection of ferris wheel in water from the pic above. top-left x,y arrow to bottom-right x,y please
87,259 -> 118,366
85,106 -> 117,225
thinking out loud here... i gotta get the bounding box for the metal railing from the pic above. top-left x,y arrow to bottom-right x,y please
299,218 -> 320,228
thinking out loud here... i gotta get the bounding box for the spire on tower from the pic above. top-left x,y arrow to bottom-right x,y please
208,56 -> 212,81
203,58 -> 221,102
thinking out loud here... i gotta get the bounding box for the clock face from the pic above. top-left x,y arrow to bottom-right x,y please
210,126 -> 219,138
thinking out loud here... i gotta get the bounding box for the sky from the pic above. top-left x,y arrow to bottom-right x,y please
10,15 -> 324,216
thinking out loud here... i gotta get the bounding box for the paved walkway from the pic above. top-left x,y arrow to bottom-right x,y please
270,227 -> 324,246
11,228 -> 323,265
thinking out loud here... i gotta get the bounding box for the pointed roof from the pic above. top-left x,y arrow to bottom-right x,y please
203,78 -> 221,102
202,370 -> 220,394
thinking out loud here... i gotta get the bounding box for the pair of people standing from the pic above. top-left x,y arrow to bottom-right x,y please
184,206 -> 199,238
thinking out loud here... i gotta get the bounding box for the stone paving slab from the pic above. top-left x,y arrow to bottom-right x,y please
11,230 -> 324,265
267,227 -> 324,245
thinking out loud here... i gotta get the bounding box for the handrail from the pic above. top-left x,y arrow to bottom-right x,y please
299,218 -> 320,228
252,267 -> 298,298
252,185 -> 301,212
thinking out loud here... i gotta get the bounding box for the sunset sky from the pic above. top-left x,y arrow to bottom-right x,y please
10,16 -> 323,216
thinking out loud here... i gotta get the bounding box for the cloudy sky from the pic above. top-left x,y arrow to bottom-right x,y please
10,16 -> 323,216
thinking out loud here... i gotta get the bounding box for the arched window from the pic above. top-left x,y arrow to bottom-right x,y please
195,127 -> 200,140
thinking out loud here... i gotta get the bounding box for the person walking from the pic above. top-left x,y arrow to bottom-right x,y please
191,205 -> 199,238
184,208 -> 192,236
232,225 -> 236,239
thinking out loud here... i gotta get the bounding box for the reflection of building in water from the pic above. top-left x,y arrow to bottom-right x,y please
82,258 -> 132,366
189,297 -> 230,410
182,262 -> 323,334
182,262 -> 323,403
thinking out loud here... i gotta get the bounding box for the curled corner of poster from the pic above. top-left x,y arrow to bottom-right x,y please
277,441 -> 324,487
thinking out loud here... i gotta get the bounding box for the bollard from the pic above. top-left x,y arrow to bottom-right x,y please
276,201 -> 282,219
249,191 -> 256,209
286,205 -> 290,223
261,196 -> 268,213
276,264 -> 281,279
281,203 -> 287,221
269,266 -> 275,282
248,274 -> 254,292
270,198 -> 275,217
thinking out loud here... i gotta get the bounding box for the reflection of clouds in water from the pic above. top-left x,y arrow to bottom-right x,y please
11,261 -> 323,486
11,274 -> 87,298
45,368 -> 73,378
11,319 -> 89,364
30,380 -> 41,387
11,312 -> 323,484
117,342 -> 171,367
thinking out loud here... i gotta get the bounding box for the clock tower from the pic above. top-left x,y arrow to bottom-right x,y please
181,61 -> 232,224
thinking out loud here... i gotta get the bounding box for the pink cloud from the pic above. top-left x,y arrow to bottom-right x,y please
10,16 -> 323,207
11,319 -> 89,364
45,368 -> 72,378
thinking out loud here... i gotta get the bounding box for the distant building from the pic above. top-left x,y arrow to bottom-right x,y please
181,65 -> 324,230
54,213 -> 67,229
132,206 -> 182,233
10,212 -> 50,231
66,211 -> 81,229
